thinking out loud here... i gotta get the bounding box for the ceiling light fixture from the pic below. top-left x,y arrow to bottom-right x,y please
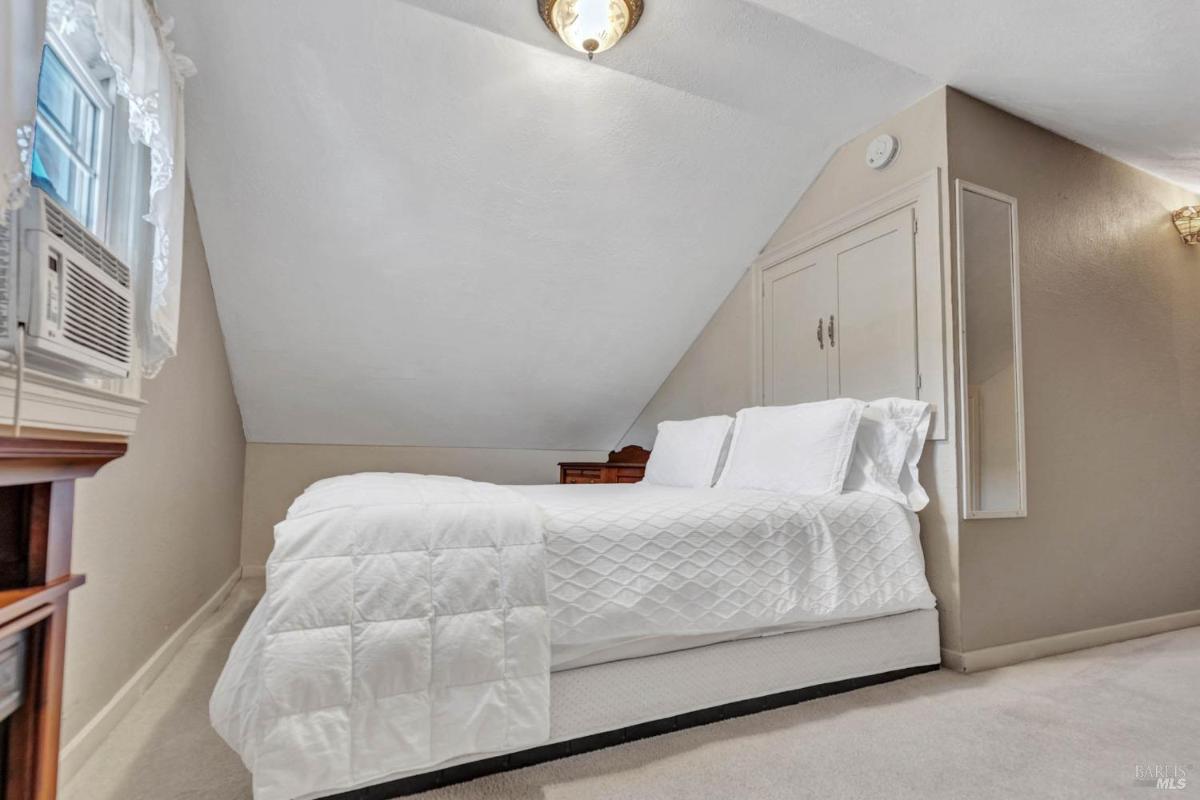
538,0 -> 643,60
1172,206 -> 1199,245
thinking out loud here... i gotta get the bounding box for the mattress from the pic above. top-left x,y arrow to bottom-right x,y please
512,483 -> 936,670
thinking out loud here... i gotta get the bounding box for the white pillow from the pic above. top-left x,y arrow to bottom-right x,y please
843,398 -> 932,511
715,399 -> 865,495
643,415 -> 734,488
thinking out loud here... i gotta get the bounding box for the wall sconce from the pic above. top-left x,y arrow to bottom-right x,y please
1173,206 -> 1199,245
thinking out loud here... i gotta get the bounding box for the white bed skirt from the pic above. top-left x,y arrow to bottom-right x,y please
298,608 -> 939,799
550,607 -> 939,739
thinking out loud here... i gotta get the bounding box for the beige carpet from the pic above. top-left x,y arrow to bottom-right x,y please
64,579 -> 1199,800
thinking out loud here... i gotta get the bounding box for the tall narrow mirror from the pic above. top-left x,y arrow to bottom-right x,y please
956,181 -> 1027,519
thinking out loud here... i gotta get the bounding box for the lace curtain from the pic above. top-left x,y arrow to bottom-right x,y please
4,0 -> 194,377
1,1 -> 45,214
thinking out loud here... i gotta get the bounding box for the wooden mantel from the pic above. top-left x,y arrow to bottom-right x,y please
0,438 -> 126,800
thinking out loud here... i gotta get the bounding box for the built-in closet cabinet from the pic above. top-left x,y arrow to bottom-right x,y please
762,250 -> 832,404
763,206 -> 918,404
757,172 -> 947,439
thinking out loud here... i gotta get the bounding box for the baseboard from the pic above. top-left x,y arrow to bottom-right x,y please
939,647 -> 965,671
58,566 -> 243,786
941,608 -> 1200,673
241,564 -> 266,577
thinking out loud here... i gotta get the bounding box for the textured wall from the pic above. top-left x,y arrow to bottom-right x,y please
240,443 -> 606,567
62,187 -> 246,742
947,89 -> 1200,651
618,89 -> 963,652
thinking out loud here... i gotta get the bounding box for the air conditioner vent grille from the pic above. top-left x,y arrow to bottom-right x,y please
44,201 -> 131,288
63,261 -> 133,365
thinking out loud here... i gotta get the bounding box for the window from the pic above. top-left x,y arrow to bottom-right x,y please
30,42 -> 112,234
30,30 -> 150,267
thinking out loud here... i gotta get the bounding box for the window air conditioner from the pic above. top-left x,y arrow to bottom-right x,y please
0,189 -> 134,378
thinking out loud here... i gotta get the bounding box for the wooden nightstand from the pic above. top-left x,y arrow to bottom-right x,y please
558,445 -> 650,485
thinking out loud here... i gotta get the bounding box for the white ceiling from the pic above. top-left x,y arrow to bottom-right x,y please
752,0 -> 1200,192
162,0 -> 1197,449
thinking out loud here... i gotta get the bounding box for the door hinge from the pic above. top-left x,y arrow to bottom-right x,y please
912,214 -> 919,235
917,372 -> 923,390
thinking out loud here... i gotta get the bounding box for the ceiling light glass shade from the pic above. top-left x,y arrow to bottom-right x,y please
539,0 -> 643,59
1173,206 -> 1199,245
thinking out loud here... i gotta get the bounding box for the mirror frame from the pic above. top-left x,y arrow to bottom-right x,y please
955,180 -> 1028,519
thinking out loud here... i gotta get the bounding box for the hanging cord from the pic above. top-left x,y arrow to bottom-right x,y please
12,324 -> 25,438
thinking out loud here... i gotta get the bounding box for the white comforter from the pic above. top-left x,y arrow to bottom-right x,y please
210,474 -> 550,800
213,477 -> 936,800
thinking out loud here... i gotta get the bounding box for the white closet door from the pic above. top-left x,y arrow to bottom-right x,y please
830,206 -> 919,400
762,254 -> 833,405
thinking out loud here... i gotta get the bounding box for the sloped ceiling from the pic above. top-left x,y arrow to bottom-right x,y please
161,0 -> 1197,449
751,0 -> 1200,192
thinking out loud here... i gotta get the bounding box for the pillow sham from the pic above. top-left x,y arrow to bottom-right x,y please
642,415 -> 734,488
843,398 -> 932,511
715,399 -> 864,495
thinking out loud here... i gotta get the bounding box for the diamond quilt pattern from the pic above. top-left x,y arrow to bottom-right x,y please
540,487 -> 936,667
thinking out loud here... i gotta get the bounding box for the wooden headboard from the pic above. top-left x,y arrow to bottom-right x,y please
606,445 -> 651,465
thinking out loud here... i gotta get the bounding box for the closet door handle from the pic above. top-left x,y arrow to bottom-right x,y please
828,315 -> 835,347
816,319 -> 824,350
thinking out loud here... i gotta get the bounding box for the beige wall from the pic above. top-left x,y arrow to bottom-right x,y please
947,89 -> 1200,652
618,87 -> 1200,661
240,444 -> 605,566
617,89 -> 965,653
766,88 -> 952,249
62,187 -> 246,742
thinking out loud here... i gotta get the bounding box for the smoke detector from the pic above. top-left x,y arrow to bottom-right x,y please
866,134 -> 900,170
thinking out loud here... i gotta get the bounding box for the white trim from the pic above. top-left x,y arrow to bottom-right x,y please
754,169 -> 940,271
751,169 -> 949,439
940,609 -> 1200,673
939,647 -> 965,672
954,180 -> 1028,519
749,263 -> 762,407
57,567 -> 243,786
0,359 -> 144,437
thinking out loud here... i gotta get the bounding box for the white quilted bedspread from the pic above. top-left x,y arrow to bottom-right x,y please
213,477 -> 936,800
210,474 -> 550,800
515,484 -> 937,669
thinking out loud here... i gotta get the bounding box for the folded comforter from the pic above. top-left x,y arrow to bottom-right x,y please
210,473 -> 550,800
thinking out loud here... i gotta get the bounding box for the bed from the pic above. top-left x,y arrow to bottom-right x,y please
211,473 -> 938,800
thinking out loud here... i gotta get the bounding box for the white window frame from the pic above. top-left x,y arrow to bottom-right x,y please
105,95 -> 153,267
35,28 -> 115,237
